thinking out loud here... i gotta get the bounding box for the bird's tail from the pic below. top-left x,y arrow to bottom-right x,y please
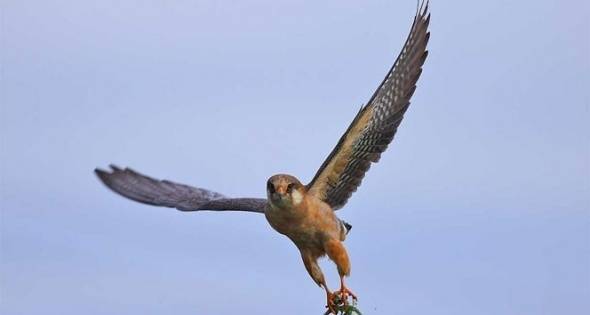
340,219 -> 352,235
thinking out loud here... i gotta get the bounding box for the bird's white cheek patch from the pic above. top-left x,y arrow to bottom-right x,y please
291,190 -> 303,205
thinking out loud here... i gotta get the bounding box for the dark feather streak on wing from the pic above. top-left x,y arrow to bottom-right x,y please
95,165 -> 266,213
306,2 -> 430,210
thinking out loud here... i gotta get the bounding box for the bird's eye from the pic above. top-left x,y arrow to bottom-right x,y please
286,183 -> 295,194
267,181 -> 275,193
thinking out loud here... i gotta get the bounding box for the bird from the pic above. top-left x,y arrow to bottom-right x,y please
95,2 -> 430,313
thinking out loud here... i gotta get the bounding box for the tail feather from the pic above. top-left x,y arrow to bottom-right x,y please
341,220 -> 352,234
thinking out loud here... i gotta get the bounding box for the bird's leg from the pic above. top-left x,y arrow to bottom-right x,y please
324,239 -> 357,304
337,275 -> 357,303
322,283 -> 337,315
301,251 -> 338,314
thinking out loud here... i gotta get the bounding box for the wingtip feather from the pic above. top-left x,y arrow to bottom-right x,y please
94,167 -> 110,181
109,164 -> 123,172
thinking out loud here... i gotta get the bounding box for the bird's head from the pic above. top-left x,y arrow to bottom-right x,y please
267,174 -> 305,209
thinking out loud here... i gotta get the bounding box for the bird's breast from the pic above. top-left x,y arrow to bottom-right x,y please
264,198 -> 341,247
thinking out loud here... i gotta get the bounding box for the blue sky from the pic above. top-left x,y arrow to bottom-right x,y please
1,1 -> 589,314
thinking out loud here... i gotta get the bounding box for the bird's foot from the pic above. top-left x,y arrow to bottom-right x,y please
335,285 -> 357,305
325,291 -> 339,314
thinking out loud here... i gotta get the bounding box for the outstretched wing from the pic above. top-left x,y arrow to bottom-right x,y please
95,165 -> 266,213
306,2 -> 430,210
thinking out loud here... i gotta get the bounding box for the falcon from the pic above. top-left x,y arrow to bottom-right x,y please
95,2 -> 430,313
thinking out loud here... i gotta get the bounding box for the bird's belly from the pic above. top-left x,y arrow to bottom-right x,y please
265,205 -> 332,251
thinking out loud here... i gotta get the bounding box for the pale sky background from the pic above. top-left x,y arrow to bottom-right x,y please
1,1 -> 589,314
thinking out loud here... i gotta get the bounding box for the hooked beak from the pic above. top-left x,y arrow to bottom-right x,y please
270,187 -> 288,203
275,186 -> 287,195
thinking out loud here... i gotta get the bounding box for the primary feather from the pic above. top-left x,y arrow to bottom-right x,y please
306,2 -> 430,210
95,165 -> 266,213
